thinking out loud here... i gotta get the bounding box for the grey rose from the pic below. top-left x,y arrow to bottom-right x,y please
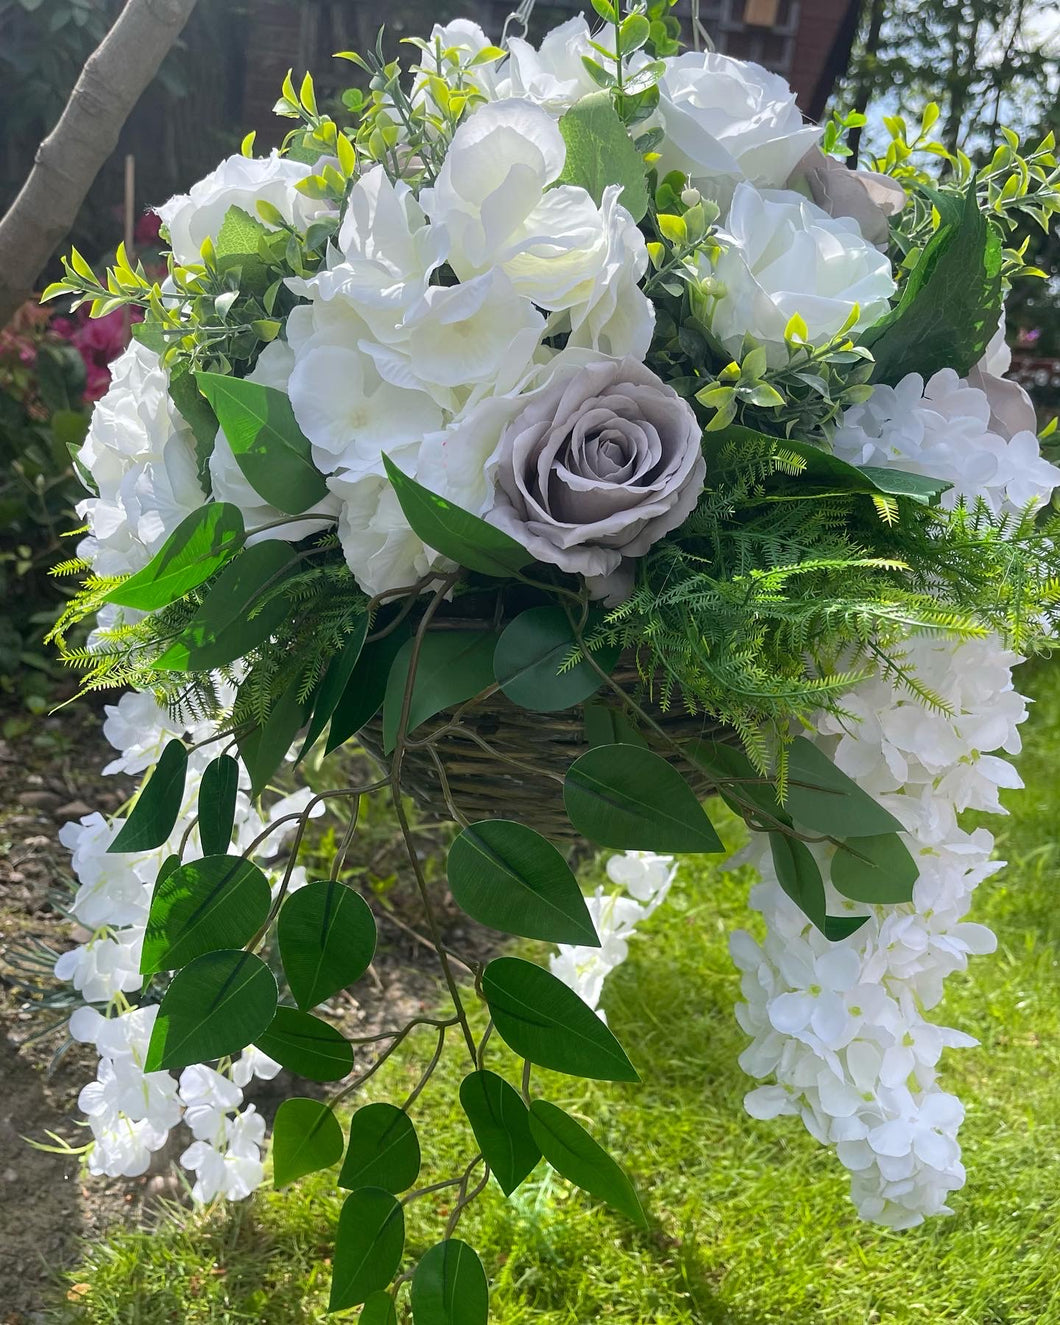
486,356 -> 706,602
789,147 -> 906,249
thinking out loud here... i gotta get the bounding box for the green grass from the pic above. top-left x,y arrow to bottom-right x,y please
52,663 -> 1060,1324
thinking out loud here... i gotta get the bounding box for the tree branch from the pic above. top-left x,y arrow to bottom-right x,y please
0,0 -> 199,328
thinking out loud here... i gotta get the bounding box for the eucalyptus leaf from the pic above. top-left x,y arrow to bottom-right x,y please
482,957 -> 638,1082
140,855 -> 271,975
325,623 -> 411,754
410,1240 -> 489,1325
197,372 -> 329,514
769,831 -> 827,930
278,879 -> 377,1012
145,949 -> 277,1071
107,740 -> 188,854
272,1097 -> 345,1188
339,1102 -> 421,1193
448,819 -> 598,945
564,744 -> 722,853
381,630 -> 497,753
831,832 -> 918,904
556,91 -> 649,222
153,542 -> 297,671
329,1188 -> 405,1312
785,737 -> 904,837
529,1099 -> 647,1226
198,754 -> 240,856
493,606 -> 619,712
459,1070 -> 541,1196
382,454 -> 534,577
255,1006 -> 354,1082
103,503 -> 244,610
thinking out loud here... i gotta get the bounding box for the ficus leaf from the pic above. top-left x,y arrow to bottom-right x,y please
325,622 -> 411,754
277,879 -> 376,1012
339,1103 -> 420,1194
298,613 -> 368,760
493,606 -> 619,712
831,832 -> 918,904
255,1006 -> 354,1082
785,737 -> 905,837
272,1097 -> 345,1188
459,1070 -> 541,1196
410,1240 -> 489,1325
329,1188 -> 405,1312
381,630 -> 497,753
197,754 -> 240,856
140,854 -> 271,975
529,1099 -> 647,1226
145,949 -> 277,1071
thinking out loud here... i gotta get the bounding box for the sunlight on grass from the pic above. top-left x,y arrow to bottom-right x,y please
52,663 -> 1060,1323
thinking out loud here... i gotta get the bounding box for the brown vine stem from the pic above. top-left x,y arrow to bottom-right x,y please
389,573 -> 478,1061
444,1157 -> 492,1240
401,1023 -> 447,1111
329,795 -> 361,881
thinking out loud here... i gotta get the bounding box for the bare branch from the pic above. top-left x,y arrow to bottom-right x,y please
0,0 -> 199,328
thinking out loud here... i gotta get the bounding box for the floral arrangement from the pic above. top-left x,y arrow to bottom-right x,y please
38,0 -> 1060,1312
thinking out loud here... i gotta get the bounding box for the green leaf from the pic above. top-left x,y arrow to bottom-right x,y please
775,436 -> 952,507
769,831 -> 827,930
529,1099 -> 646,1225
103,504 -> 244,610
272,1097 -> 345,1188
236,669 -> 312,797
140,855 -> 271,975
583,701 -> 647,748
482,957 -> 638,1082
153,542 -> 297,671
381,630 -> 497,753
198,754 -> 240,856
686,739 -> 791,827
325,623 -> 411,754
145,949 -> 277,1071
831,832 -> 918,904
493,607 -> 620,712
215,204 -> 270,258
358,1293 -> 397,1325
556,91 -> 649,222
459,1070 -> 541,1196
339,1103 -> 421,1194
298,613 -> 368,759
785,737 -> 904,837
382,454 -> 534,578
169,369 -> 220,486
255,1006 -> 354,1081
329,1188 -> 405,1312
564,744 -> 723,853
448,819 -> 598,946
278,879 -> 376,1012
410,1240 -> 489,1325
862,182 -> 1004,384
197,372 -> 329,514
107,740 -> 188,853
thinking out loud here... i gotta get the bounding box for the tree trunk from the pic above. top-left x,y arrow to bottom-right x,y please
847,0 -> 885,168
0,0 -> 199,329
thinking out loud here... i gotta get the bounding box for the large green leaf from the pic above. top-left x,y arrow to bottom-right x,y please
583,701 -> 647,749
255,1006 -> 354,1082
325,622 -> 411,754
107,739 -> 188,854
529,1099 -> 646,1226
448,819 -> 598,945
197,754 -> 240,856
482,957 -> 638,1082
862,182 -> 1004,385
339,1103 -> 421,1194
831,832 -> 918,904
169,369 -> 220,485
103,503 -> 244,610
459,1070 -> 541,1197
329,1188 -> 405,1312
298,613 -> 368,760
556,91 -> 649,222
785,737 -> 904,838
382,454 -> 534,578
278,879 -> 377,1011
687,739 -> 791,827
358,1294 -> 397,1325
493,607 -> 619,712
272,1097 -> 345,1188
140,854 -> 271,975
381,629 -> 497,753
153,542 -> 297,671
564,744 -> 722,853
410,1240 -> 489,1325
777,437 -> 952,506
196,372 -> 329,514
236,669 -> 312,798
276,879 -> 376,1012
145,949 -> 277,1071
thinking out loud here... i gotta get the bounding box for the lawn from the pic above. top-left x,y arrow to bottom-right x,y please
52,662 -> 1060,1324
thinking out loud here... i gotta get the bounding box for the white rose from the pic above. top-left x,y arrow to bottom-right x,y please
652,52 -> 821,202
500,16 -> 601,115
709,183 -> 896,365
155,151 -> 326,266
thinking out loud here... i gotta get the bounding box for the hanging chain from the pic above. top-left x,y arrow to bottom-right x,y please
502,0 -> 537,47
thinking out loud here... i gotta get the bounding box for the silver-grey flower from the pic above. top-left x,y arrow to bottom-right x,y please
486,356 -> 706,602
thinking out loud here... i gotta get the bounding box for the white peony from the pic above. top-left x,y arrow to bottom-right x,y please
652,51 -> 821,203
155,151 -> 325,267
709,183 -> 896,365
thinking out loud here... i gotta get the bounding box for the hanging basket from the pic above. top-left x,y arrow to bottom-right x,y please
358,621 -> 737,843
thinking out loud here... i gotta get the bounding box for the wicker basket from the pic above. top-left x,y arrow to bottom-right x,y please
359,628 -> 735,842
